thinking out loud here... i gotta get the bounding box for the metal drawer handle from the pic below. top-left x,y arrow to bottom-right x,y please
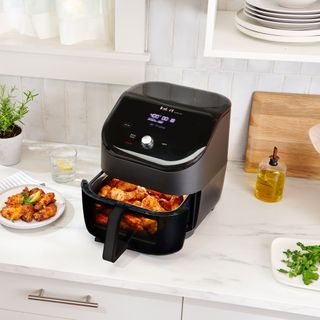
28,289 -> 98,308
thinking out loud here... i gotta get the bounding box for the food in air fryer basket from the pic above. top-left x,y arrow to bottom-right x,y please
1,187 -> 57,223
95,178 -> 184,235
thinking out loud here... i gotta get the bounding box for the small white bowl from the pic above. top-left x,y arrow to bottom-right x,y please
277,0 -> 318,9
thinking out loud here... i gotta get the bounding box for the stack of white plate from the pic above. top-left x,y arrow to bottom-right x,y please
235,0 -> 320,42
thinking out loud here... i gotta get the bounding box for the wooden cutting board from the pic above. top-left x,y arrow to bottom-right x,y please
245,91 -> 320,179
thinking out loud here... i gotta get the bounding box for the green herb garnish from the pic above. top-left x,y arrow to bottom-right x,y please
278,242 -> 320,285
10,217 -> 14,223
22,192 -> 31,204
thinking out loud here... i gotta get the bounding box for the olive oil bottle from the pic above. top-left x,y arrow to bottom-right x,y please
255,147 -> 286,202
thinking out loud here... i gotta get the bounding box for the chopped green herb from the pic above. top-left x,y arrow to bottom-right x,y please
278,242 -> 320,285
23,197 -> 31,204
10,218 -> 14,223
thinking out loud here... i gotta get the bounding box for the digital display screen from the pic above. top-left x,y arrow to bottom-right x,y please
147,113 -> 176,126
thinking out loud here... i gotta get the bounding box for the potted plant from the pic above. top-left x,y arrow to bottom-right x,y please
0,85 -> 38,166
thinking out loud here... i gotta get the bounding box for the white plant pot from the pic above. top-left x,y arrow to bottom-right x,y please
0,128 -> 23,166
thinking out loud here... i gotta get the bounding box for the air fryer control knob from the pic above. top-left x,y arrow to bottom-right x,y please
141,135 -> 154,149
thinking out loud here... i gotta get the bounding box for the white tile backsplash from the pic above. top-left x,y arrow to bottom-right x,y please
282,75 -> 311,94
148,0 -> 175,66
221,59 -> 247,72
65,81 -> 87,145
273,61 -> 302,75
21,77 -> 45,141
1,0 -> 318,162
309,76 -> 320,95
0,75 -> 21,95
157,67 -> 183,84
229,72 -> 258,160
207,71 -> 233,98
172,0 -> 201,68
43,79 -> 66,143
257,73 -> 284,92
145,65 -> 159,82
86,83 -> 110,147
247,60 -> 274,73
301,62 -> 320,76
182,69 -> 209,90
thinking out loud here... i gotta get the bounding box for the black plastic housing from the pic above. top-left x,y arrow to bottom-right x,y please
101,82 -> 231,195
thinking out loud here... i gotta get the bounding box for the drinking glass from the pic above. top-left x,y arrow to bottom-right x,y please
50,147 -> 77,183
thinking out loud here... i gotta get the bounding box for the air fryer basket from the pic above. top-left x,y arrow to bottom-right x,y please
81,172 -> 192,262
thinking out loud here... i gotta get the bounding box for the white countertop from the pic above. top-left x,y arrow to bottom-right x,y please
1,141 -> 320,317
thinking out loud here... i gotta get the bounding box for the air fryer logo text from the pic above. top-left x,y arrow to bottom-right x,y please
160,106 -> 175,113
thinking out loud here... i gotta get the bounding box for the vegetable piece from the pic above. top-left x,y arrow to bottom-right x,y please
278,242 -> 320,285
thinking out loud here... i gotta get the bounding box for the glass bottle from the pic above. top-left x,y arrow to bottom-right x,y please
255,146 -> 286,202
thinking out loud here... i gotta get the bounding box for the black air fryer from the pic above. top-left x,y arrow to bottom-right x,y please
81,82 -> 231,262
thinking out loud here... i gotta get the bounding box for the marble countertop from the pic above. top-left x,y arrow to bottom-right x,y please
1,141 -> 320,317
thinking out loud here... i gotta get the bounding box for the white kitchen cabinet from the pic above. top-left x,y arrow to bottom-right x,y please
0,309 -> 67,320
182,298 -> 318,320
0,271 -> 182,320
205,0 -> 320,62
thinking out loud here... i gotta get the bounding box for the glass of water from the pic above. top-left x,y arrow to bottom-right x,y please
50,147 -> 77,183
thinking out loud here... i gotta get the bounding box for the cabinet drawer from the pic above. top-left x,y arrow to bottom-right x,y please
0,271 -> 182,320
0,308 -> 68,320
183,298 -> 317,320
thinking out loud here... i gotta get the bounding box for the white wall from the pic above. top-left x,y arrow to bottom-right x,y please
3,0 -> 320,161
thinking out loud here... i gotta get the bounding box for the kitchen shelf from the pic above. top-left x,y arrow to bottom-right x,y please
205,2 -> 320,63
0,0 -> 149,85
0,36 -> 150,86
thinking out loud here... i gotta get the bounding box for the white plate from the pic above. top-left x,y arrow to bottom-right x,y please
0,184 -> 65,229
245,6 -> 320,22
271,237 -> 320,290
244,9 -> 320,29
235,22 -> 320,42
246,2 -> 320,18
236,10 -> 320,36
246,0 -> 320,13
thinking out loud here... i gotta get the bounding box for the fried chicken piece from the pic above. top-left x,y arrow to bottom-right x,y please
98,185 -> 111,198
96,213 -> 108,225
108,179 -> 120,188
1,205 -> 24,221
131,186 -> 148,200
170,196 -> 184,210
141,195 -> 165,212
5,193 -> 24,206
147,189 -> 171,201
108,186 -> 147,203
33,203 -> 57,221
116,181 -> 137,192
140,217 -> 157,235
159,195 -> 183,211
108,188 -> 127,202
34,192 -> 55,210
21,204 -> 35,222
121,214 -> 144,232
129,200 -> 142,207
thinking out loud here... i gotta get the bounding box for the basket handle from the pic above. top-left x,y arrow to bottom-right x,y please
103,205 -> 133,263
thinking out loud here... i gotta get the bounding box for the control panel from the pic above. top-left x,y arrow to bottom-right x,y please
103,96 -> 215,163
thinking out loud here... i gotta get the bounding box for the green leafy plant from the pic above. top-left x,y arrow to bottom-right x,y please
0,85 -> 38,138
278,242 -> 320,285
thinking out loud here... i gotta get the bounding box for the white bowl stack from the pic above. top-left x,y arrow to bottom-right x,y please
235,0 -> 320,42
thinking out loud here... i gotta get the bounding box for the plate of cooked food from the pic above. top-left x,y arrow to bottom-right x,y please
0,184 -> 65,229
